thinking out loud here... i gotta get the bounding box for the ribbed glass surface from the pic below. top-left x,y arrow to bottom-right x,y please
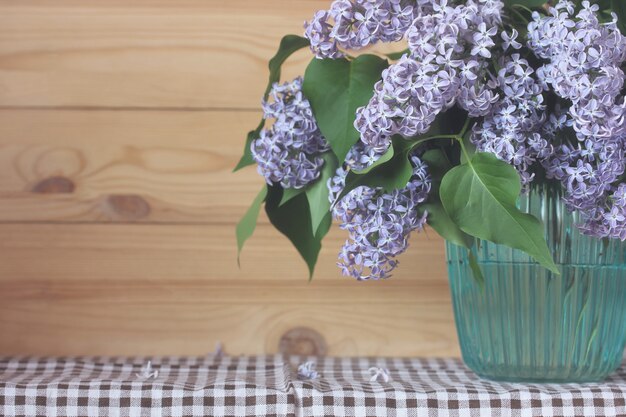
446,184 -> 626,382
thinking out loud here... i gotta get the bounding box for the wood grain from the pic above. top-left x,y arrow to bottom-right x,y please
0,301 -> 457,357
0,0 -> 405,109
0,0 -> 456,357
0,223 -> 458,356
279,327 -> 328,356
0,109 -> 262,223
0,222 -> 448,284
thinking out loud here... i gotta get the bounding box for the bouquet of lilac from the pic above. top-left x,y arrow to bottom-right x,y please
235,0 -> 626,281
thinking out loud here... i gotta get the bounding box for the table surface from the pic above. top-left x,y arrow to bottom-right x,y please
1,354 -> 625,417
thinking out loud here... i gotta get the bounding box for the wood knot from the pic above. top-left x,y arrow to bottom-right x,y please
105,194 -> 151,220
31,176 -> 75,194
279,327 -> 327,356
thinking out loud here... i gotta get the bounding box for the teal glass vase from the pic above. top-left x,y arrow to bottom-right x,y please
446,183 -> 626,382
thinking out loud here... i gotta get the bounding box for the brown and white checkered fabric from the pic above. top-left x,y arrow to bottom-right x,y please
290,356 -> 626,417
0,355 -> 293,417
1,355 -> 625,416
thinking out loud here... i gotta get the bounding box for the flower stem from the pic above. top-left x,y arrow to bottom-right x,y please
508,5 -> 531,24
455,116 -> 473,162
417,116 -> 472,154
458,116 -> 472,139
458,135 -> 472,162
418,134 -> 458,142
511,4 -> 534,16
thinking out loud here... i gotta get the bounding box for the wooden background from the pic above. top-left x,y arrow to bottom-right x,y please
0,0 -> 459,357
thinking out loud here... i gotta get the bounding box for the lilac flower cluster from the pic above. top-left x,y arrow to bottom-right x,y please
355,0 -> 503,155
304,0 -> 429,59
328,146 -> 431,280
527,1 -> 626,238
251,77 -> 330,189
247,0 -> 626,282
471,54 -> 550,185
600,184 -> 626,240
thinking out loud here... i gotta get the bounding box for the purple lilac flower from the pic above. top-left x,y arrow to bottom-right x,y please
355,0 -> 503,155
577,183 -> 626,240
294,0 -> 626,279
251,77 -> 330,189
303,10 -> 343,59
304,0 -> 428,59
471,54 -> 549,185
328,148 -> 431,280
528,0 -> 626,239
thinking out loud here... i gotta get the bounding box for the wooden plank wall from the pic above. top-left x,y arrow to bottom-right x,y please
0,0 -> 460,357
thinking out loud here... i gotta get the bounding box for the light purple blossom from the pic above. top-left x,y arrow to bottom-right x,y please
528,0 -> 626,239
471,54 -> 548,185
501,29 -> 521,51
251,77 -> 330,189
355,0 -> 504,157
304,0 -> 428,59
304,10 -> 342,59
251,0 -> 626,283
328,148 -> 431,280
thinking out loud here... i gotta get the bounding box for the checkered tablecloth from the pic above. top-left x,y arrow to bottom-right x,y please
1,355 -> 626,417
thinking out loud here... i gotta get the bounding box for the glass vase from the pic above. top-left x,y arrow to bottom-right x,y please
446,183 -> 626,382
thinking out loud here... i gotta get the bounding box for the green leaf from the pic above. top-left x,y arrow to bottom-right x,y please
236,186 -> 268,265
468,250 -> 485,288
440,152 -> 559,274
422,199 -> 473,248
459,129 -> 477,165
333,135 -> 429,205
315,212 -> 333,241
420,149 -> 473,249
303,54 -> 388,162
386,48 -> 409,60
306,153 -> 338,236
234,35 -> 310,172
310,211 -> 333,282
266,185 -> 324,279
354,144 -> 395,174
331,109 -> 466,205
264,35 -> 311,98
280,187 -> 306,206
234,121 -> 264,172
